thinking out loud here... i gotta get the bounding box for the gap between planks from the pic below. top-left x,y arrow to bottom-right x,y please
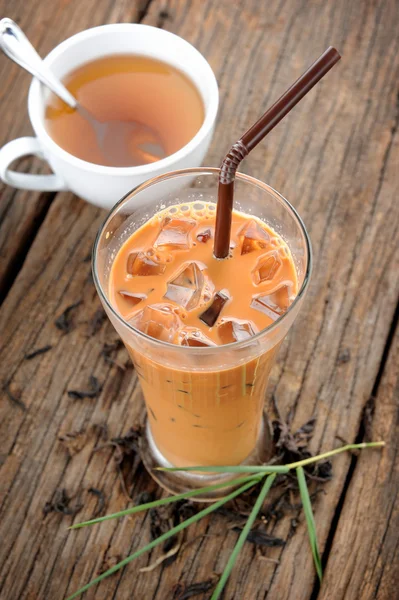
0,190 -> 55,306
310,298 -> 399,600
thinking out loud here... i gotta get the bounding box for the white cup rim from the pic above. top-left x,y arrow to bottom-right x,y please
28,23 -> 219,175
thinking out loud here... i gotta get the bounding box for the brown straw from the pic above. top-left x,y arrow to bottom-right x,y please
214,46 -> 341,259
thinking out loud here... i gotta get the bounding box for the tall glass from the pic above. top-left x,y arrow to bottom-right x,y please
93,168 -> 312,499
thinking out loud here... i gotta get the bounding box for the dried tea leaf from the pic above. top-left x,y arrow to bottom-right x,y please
337,348 -> 351,364
295,418 -> 317,437
272,394 -> 324,474
109,426 -> 143,500
87,308 -> 106,336
312,460 -> 333,481
43,488 -> 82,517
24,345 -> 52,360
101,340 -> 128,369
135,491 -> 155,506
88,488 -> 105,517
68,376 -> 102,400
232,527 -> 285,547
173,575 -> 220,599
111,426 -> 142,457
55,301 -> 82,333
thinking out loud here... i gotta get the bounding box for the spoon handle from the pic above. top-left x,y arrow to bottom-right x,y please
0,18 -> 77,108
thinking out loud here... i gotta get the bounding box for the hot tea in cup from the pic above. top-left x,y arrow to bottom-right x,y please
45,55 -> 205,167
0,24 -> 218,207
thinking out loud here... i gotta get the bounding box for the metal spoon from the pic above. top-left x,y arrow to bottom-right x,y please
0,18 -> 166,167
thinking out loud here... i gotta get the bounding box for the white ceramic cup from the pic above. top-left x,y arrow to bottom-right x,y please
0,24 -> 219,209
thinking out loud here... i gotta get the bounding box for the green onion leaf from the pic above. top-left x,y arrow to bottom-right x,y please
296,466 -> 322,581
66,478 -> 260,600
211,473 -> 276,600
69,473 -> 263,530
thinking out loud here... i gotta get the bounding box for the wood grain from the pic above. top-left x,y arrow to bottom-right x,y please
0,1 -> 398,599
319,324 -> 398,600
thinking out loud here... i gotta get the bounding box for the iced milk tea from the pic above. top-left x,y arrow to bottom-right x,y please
109,201 -> 297,467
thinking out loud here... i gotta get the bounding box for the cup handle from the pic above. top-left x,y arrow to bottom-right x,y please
0,137 -> 68,191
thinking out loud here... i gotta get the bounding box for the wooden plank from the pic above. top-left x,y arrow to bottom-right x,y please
0,0 -> 147,300
319,324 -> 398,600
0,1 -> 398,599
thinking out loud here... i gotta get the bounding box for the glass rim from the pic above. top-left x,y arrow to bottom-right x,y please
92,167 -> 313,353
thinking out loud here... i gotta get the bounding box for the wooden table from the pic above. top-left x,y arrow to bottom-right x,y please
0,1 -> 398,599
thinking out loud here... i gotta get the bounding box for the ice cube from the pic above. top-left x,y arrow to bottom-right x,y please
218,319 -> 258,344
252,251 -> 283,284
199,290 -> 230,327
126,252 -> 138,275
178,327 -> 216,347
127,250 -> 168,276
251,283 -> 295,321
275,283 -> 295,311
164,262 -> 214,311
118,290 -> 147,307
129,303 -> 182,342
196,227 -> 213,244
154,217 -> 196,250
238,219 -> 271,255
